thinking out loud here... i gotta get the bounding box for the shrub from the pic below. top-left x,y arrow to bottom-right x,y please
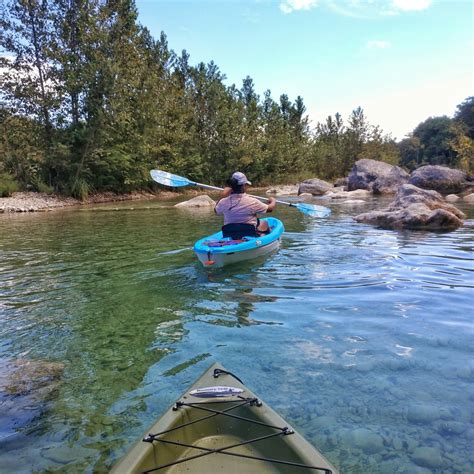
0,173 -> 20,197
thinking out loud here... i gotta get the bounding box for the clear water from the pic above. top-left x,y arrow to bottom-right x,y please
0,197 -> 473,473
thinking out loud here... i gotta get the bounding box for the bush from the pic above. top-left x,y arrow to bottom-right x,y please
0,173 -> 20,197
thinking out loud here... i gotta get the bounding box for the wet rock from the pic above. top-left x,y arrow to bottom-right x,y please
411,446 -> 444,469
298,178 -> 334,195
409,165 -> 470,194
174,195 -> 215,208
350,428 -> 385,454
463,192 -> 474,203
266,185 -> 298,196
354,184 -> 465,231
347,159 -> 409,194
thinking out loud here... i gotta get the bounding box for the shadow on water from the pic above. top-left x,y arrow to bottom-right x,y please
0,199 -> 473,472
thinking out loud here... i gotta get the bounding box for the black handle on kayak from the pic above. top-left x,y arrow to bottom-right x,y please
213,368 -> 244,384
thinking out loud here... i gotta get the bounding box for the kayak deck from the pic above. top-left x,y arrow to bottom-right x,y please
111,364 -> 338,473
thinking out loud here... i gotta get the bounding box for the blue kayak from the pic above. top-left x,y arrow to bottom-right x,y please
194,217 -> 285,267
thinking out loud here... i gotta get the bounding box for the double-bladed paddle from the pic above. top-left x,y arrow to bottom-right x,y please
150,169 -> 331,218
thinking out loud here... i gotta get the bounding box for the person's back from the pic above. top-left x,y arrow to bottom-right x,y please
215,172 -> 276,236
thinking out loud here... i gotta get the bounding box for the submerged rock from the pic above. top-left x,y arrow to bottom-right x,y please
174,195 -> 215,208
347,159 -> 409,194
354,184 -> 465,231
350,428 -> 385,454
411,446 -> 444,469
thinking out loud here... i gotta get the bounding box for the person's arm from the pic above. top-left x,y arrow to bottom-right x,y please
214,187 -> 231,214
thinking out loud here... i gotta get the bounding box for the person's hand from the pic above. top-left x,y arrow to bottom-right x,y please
267,197 -> 276,212
220,186 -> 232,198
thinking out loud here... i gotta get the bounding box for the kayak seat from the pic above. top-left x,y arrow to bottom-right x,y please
222,223 -> 257,239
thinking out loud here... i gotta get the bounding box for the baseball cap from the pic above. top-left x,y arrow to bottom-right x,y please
232,171 -> 251,185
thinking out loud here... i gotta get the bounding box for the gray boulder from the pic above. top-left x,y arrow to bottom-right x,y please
409,165 -> 469,194
298,178 -> 333,196
354,184 -> 465,231
348,159 -> 409,194
174,195 -> 215,208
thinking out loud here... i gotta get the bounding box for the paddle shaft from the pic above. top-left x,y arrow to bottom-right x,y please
190,180 -> 292,208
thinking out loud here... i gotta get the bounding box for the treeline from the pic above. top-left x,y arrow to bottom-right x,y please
1,0 -> 473,198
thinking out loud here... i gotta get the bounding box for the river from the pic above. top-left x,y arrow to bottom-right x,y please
0,195 -> 473,473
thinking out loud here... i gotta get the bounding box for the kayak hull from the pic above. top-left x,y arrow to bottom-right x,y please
111,363 -> 338,474
194,217 -> 284,268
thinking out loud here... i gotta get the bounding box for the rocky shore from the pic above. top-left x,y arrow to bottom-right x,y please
0,190 -> 179,213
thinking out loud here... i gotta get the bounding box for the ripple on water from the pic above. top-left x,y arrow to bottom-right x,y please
0,203 -> 473,473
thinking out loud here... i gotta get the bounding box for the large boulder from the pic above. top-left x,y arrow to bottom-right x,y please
409,165 -> 469,194
354,184 -> 465,231
298,178 -> 333,196
347,159 -> 409,194
174,195 -> 215,208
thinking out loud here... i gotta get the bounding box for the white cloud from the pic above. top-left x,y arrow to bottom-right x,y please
325,0 -> 433,18
280,0 -> 319,14
391,0 -> 432,11
367,40 -> 391,49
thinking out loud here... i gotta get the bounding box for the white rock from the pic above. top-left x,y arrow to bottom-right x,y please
445,194 -> 459,202
174,195 -> 215,208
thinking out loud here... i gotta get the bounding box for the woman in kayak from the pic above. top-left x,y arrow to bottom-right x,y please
215,171 -> 276,238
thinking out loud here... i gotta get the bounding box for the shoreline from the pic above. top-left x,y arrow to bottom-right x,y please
0,190 -> 197,214
0,187 -> 274,214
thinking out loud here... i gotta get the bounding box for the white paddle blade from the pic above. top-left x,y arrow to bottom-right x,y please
150,170 -> 192,187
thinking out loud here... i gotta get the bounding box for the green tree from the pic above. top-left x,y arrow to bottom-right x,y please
454,96 -> 474,140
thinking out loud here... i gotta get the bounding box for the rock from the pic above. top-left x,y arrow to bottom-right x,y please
266,185 -> 298,196
445,194 -> 460,202
354,184 -> 465,231
298,178 -> 333,196
411,446 -> 444,469
325,189 -> 371,200
347,159 -> 409,194
334,177 -> 348,188
351,428 -> 385,454
174,195 -> 215,208
0,359 -> 64,397
463,193 -> 474,203
409,165 -> 469,194
407,404 -> 439,424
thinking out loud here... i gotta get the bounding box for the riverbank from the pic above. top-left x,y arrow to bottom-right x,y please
0,190 -> 190,213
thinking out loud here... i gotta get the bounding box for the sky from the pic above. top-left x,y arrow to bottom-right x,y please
135,0 -> 474,140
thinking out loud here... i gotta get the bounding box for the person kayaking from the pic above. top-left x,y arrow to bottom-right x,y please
215,171 -> 276,238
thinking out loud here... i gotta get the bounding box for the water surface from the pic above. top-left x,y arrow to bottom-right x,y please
0,196 -> 473,473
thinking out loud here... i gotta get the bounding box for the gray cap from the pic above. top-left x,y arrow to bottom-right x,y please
232,171 -> 251,185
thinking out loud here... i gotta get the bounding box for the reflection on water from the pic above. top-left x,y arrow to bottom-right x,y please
0,198 -> 473,473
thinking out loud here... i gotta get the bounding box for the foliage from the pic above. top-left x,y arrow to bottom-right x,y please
399,115 -> 473,172
0,172 -> 20,197
1,0 -> 472,196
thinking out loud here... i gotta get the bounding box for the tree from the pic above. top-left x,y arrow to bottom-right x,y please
454,96 -> 474,139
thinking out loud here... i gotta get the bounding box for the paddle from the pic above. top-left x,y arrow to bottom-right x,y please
150,169 -> 331,217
